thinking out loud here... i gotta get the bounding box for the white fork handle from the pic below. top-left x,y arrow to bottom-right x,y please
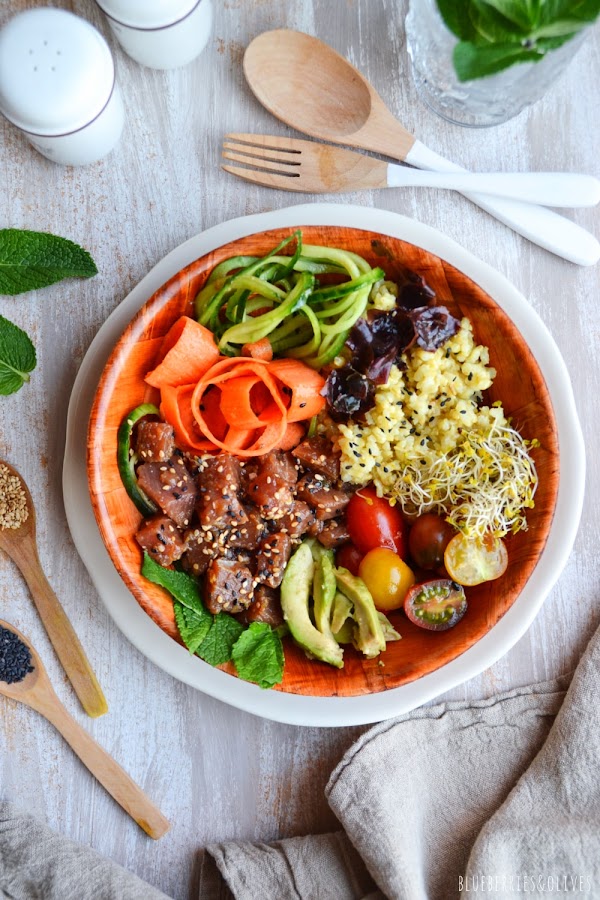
405,140 -> 600,266
387,163 -> 600,208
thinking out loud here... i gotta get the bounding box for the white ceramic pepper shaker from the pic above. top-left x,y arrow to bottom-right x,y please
94,0 -> 213,70
0,8 -> 124,167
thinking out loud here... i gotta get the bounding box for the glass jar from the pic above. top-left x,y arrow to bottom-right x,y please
405,0 -> 589,127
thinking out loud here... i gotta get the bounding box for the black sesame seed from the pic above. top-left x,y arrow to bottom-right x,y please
0,626 -> 34,684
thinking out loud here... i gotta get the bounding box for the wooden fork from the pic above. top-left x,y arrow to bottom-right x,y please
222,134 -> 600,207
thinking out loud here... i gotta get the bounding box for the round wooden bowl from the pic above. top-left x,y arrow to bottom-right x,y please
87,226 -> 559,698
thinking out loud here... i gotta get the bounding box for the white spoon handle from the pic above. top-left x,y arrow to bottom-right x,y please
405,140 -> 600,266
387,163 -> 600,208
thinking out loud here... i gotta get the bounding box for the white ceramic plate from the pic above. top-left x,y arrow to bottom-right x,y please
63,203 -> 585,727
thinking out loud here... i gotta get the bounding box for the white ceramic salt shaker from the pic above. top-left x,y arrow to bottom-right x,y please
94,0 -> 213,70
0,8 -> 124,167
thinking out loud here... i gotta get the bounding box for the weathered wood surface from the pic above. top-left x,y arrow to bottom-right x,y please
0,2 -> 598,897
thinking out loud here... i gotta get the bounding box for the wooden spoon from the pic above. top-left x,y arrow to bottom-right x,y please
243,30 -> 600,266
0,620 -> 170,839
0,460 -> 107,718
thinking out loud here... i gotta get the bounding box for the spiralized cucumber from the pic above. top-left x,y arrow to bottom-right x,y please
194,231 -> 384,368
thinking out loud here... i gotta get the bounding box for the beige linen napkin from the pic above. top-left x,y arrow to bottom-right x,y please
0,802 -> 171,900
205,617 -> 600,899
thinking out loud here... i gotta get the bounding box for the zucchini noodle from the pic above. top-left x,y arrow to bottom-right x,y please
194,231 -> 384,368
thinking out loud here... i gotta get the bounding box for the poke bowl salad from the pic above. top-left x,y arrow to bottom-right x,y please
87,226 -> 559,697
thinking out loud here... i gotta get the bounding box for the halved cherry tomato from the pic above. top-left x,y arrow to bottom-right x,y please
444,534 -> 508,586
335,543 -> 363,577
404,579 -> 467,631
408,513 -> 456,572
346,486 -> 408,557
358,548 -> 415,611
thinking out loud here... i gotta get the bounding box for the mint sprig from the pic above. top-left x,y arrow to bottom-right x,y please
0,229 -> 97,295
142,552 -> 285,688
197,614 -> 244,667
173,603 -> 212,654
232,623 -> 284,690
437,0 -> 600,81
0,315 -> 36,395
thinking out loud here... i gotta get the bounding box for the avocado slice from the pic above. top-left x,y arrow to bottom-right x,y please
378,611 -> 402,643
335,567 -> 386,659
313,550 -> 337,640
331,590 -> 353,635
281,542 -> 344,669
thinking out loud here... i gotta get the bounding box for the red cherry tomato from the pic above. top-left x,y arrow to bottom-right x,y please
346,486 -> 408,558
408,513 -> 456,572
335,543 -> 363,576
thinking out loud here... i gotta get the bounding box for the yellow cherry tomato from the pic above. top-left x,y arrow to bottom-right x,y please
444,533 -> 508,586
358,547 -> 416,611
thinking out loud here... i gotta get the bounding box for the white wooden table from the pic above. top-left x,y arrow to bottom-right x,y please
1,2 -> 598,897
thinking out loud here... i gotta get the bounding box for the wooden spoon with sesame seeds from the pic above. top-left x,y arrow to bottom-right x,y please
0,619 -> 170,839
0,460 -> 108,718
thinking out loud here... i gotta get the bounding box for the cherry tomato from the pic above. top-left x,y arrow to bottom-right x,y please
444,534 -> 508,586
346,486 -> 408,557
408,513 -> 456,572
358,548 -> 416,611
335,543 -> 363,576
404,579 -> 467,631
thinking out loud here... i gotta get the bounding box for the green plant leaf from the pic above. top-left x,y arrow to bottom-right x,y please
232,623 -> 285,689
141,552 -> 211,619
540,0 -> 600,26
453,39 -> 543,80
197,614 -> 244,667
0,229 -> 97,295
0,315 -> 36,395
437,0 -> 479,39
533,19 -> 588,37
475,0 -> 540,31
173,601 -> 212,654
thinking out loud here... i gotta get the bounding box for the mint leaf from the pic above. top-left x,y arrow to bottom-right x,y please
173,600 -> 212,654
142,552 -> 209,618
540,0 -> 600,26
232,623 -> 284,689
0,229 -> 97,295
197,614 -> 244,667
437,0 -> 479,39
0,315 -> 36,395
453,40 -> 542,80
473,0 -> 539,33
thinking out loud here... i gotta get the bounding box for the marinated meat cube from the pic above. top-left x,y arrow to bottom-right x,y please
317,519 -> 351,549
229,507 -> 266,551
245,451 -> 298,517
205,557 -> 254,614
196,454 -> 248,530
137,457 -> 197,529
135,420 -> 175,462
276,500 -> 317,539
295,473 -> 351,521
181,526 -> 222,576
239,585 -> 284,628
307,517 -> 324,537
255,532 -> 292,588
135,515 -> 185,567
292,436 -> 340,481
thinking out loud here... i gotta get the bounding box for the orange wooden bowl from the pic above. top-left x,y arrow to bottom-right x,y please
87,226 -> 559,698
